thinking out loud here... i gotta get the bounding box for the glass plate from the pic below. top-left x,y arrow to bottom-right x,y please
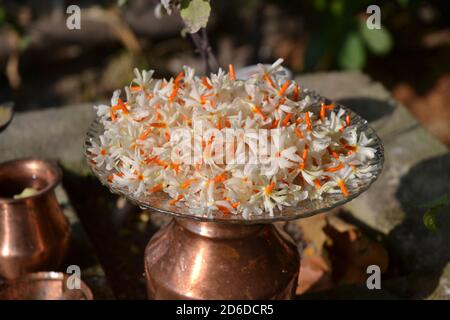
84,90 -> 384,224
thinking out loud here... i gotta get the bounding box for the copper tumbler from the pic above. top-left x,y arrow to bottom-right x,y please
145,218 -> 300,299
0,272 -> 93,300
0,158 -> 70,279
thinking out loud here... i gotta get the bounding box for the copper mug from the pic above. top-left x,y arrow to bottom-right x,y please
0,158 -> 70,279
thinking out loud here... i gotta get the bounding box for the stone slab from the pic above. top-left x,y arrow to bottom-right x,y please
0,103 -> 97,173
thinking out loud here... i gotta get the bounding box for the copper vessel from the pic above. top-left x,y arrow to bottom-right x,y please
84,89 -> 384,301
0,272 -> 93,300
0,158 -> 70,279
145,218 -> 300,299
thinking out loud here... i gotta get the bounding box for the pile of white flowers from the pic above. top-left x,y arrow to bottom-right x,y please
89,59 -> 377,218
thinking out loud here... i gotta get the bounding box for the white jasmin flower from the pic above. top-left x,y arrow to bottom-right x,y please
89,60 -> 378,218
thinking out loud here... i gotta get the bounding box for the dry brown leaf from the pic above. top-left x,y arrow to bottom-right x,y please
293,213 -> 336,294
295,213 -> 330,255
324,216 -> 389,286
297,253 -> 332,294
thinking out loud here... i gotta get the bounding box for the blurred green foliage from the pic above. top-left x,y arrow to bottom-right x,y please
303,0 -> 418,71
422,194 -> 450,232
0,6 -> 5,27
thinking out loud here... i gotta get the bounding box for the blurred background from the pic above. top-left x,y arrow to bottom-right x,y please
0,0 -> 449,299
0,0 -> 449,145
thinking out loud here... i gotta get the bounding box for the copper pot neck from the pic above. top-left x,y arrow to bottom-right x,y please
174,217 -> 266,239
0,158 -> 61,204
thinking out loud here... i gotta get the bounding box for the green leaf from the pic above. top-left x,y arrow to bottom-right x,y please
313,0 -> 327,11
419,194 -> 450,209
330,0 -> 344,17
13,187 -> 38,199
360,23 -> 393,55
0,103 -> 14,132
423,207 -> 438,232
397,0 -> 409,8
337,32 -> 366,70
180,0 -> 211,34
421,194 -> 450,232
0,7 -> 5,26
304,31 -> 328,72
19,36 -> 31,50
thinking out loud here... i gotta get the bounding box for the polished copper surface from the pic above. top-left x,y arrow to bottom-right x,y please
145,218 -> 300,299
0,272 -> 93,300
0,158 -> 71,279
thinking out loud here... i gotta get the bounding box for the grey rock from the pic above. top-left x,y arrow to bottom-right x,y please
428,262 -> 450,300
0,103 -> 96,173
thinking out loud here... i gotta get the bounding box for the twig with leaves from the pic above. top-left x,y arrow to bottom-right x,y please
154,0 -> 216,74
